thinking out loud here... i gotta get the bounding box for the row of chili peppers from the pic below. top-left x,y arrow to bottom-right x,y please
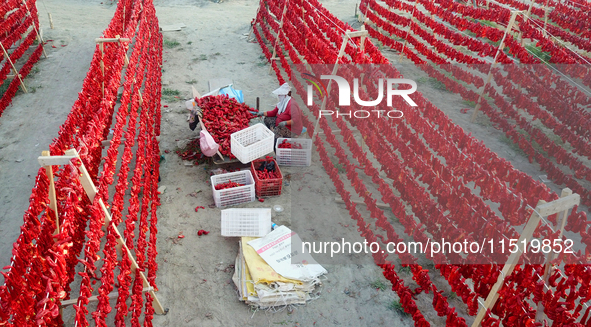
0,0 -> 37,49
365,0 -> 591,160
254,0 -> 591,326
423,0 -> 591,100
255,4 -> 468,325
0,0 -> 163,326
0,1 -> 41,117
352,1 -> 591,326
363,0 -> 591,208
355,17 -> 591,327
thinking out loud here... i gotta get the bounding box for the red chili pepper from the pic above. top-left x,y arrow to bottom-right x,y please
215,181 -> 244,190
197,230 -> 210,236
194,206 -> 205,212
258,198 -> 265,202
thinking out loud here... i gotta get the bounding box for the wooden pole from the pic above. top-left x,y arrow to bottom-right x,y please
399,0 -> 420,61
471,10 -> 520,123
542,0 -> 550,37
42,150 -> 59,234
268,0 -> 289,74
471,205 -> 542,327
99,43 -> 105,98
360,25 -> 367,52
48,13 -> 54,29
95,37 -> 131,43
0,41 -> 28,93
21,0 -> 47,59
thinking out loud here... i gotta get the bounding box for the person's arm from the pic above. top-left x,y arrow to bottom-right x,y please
265,106 -> 279,117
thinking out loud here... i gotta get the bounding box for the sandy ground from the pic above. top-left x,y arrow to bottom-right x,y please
0,0 -> 588,326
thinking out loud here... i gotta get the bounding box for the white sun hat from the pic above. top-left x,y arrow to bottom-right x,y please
272,83 -> 291,95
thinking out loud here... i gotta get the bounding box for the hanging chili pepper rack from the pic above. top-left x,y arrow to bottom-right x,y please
37,148 -> 168,319
471,188 -> 580,326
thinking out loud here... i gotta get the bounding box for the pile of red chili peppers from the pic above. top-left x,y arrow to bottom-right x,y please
195,95 -> 257,158
214,180 -> 245,190
277,139 -> 302,149
255,158 -> 280,180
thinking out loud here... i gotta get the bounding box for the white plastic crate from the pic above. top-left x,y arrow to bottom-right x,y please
211,170 -> 255,208
275,138 -> 312,166
231,123 -> 274,164
220,208 -> 272,237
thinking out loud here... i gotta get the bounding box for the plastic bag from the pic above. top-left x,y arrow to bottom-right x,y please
200,130 -> 219,157
247,226 -> 327,282
219,85 -> 244,103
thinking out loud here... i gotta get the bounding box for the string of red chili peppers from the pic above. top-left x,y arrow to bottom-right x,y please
254,4 -> 591,326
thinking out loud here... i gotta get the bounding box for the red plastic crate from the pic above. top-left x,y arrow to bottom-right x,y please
250,158 -> 283,197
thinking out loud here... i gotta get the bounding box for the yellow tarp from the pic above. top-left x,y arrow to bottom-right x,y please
241,237 -> 302,285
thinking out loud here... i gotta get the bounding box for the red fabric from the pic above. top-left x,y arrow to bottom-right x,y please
265,98 -> 303,134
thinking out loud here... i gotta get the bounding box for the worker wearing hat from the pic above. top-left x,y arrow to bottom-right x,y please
254,83 -> 303,139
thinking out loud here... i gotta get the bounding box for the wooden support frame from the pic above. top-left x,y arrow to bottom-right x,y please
471,202 -> 542,326
310,28 -> 368,144
268,0 -> 289,74
41,151 -> 60,234
535,188 -> 577,322
0,41 -> 28,93
470,10 -> 520,123
95,37 -> 130,98
471,189 -> 579,326
21,0 -> 48,59
37,149 -> 167,316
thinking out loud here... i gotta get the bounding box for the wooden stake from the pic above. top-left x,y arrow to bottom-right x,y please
471,204 -> 542,327
268,0 -> 289,74
471,10 -> 520,123
48,13 -> 54,29
21,0 -> 47,59
42,150 -> 59,234
360,25 -> 367,52
0,41 -> 28,93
